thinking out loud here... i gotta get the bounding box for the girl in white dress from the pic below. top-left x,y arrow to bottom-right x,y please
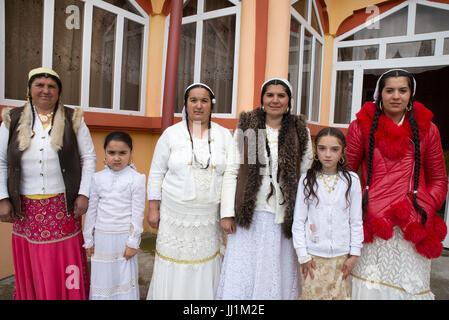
292,127 -> 363,300
146,83 -> 232,300
83,131 -> 146,300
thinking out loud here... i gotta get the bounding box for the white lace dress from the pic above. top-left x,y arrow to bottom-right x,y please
216,126 -> 300,300
147,136 -> 225,300
351,227 -> 434,300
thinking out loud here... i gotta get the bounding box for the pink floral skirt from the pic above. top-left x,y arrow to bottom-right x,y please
11,194 -> 90,300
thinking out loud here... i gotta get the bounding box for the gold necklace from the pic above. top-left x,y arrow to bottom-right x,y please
38,111 -> 54,122
318,173 -> 338,194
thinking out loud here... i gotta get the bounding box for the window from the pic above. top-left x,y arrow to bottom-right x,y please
332,1 -> 449,126
288,0 -> 324,122
0,0 -> 149,114
173,0 -> 240,116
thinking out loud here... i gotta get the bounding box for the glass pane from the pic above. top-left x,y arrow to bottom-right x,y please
120,19 -> 143,111
444,38 -> 449,55
311,6 -> 322,35
5,0 -> 43,100
205,0 -> 233,12
338,45 -> 379,61
53,0 -> 84,106
300,30 -> 313,118
415,4 -> 449,34
90,7 -> 116,109
200,15 -> 236,114
288,17 -> 301,115
183,0 -> 197,17
103,0 -> 141,16
334,70 -> 353,124
175,23 -> 196,113
386,40 -> 435,59
311,40 -> 322,122
292,0 -> 308,20
342,7 -> 407,41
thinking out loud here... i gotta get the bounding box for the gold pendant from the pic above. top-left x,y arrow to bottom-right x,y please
38,112 -> 53,122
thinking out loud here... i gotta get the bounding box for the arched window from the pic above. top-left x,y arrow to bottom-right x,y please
166,0 -> 240,117
332,0 -> 449,127
0,0 -> 149,114
288,0 -> 324,123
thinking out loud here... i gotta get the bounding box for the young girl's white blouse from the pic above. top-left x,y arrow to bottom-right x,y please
83,166 -> 146,249
292,171 -> 363,261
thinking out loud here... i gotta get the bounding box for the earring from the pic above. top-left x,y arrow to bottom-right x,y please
314,154 -> 319,161
406,102 -> 412,112
103,157 -> 107,165
261,106 -> 265,111
339,157 -> 345,165
379,101 -> 383,111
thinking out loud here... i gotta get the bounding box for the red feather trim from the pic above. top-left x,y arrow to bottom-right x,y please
432,214 -> 448,242
371,217 -> 394,240
416,231 -> 443,259
403,221 -> 427,244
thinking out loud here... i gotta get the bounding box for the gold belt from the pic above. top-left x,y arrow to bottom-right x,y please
351,273 -> 431,295
155,249 -> 221,265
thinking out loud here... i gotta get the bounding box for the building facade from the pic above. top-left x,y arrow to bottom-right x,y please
0,0 -> 448,279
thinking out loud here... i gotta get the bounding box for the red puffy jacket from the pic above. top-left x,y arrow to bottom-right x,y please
346,101 -> 448,259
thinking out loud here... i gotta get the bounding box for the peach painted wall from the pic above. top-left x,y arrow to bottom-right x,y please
236,0 -> 256,115
265,0 -> 290,79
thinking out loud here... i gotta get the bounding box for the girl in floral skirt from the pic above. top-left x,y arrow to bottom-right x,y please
292,127 -> 363,300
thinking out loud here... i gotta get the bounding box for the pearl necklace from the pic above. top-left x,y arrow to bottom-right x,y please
318,172 -> 338,194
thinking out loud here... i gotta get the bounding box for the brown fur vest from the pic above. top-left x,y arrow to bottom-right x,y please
234,107 -> 309,238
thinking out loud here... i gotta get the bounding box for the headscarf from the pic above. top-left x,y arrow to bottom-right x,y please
261,77 -> 294,110
181,82 -> 216,120
373,68 -> 416,102
27,67 -> 62,104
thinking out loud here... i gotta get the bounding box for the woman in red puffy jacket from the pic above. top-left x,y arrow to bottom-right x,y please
346,69 -> 447,300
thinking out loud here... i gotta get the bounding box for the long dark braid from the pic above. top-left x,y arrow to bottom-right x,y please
264,111 -> 289,203
408,106 -> 427,225
362,106 -> 382,217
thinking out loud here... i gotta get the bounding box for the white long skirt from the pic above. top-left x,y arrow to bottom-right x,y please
351,227 -> 434,300
89,231 -> 140,300
216,210 -> 301,300
147,199 -> 224,300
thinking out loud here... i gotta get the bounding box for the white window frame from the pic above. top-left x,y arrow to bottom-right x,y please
0,0 -> 149,115
289,0 -> 324,124
330,0 -> 449,128
161,0 -> 241,118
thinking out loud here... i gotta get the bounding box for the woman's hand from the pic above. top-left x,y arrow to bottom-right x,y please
86,246 -> 95,257
73,195 -> 89,218
220,217 -> 236,234
147,200 -> 160,230
301,259 -> 316,280
342,255 -> 358,280
0,198 -> 14,223
124,246 -> 138,260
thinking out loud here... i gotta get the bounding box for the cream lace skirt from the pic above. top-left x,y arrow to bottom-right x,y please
147,197 -> 224,300
300,254 -> 351,300
351,227 -> 434,300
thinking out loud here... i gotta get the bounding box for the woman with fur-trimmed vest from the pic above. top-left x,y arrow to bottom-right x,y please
216,78 -> 313,299
346,69 -> 447,300
0,67 -> 96,300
